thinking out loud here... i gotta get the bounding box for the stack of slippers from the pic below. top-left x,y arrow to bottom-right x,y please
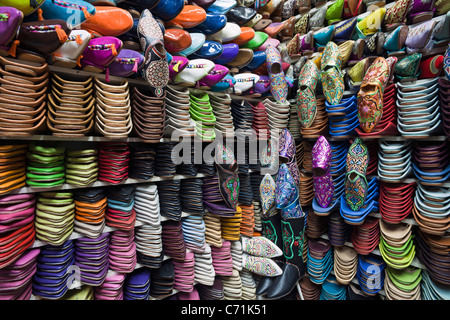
211,240 -> 234,277
0,56 -> 48,136
209,92 -> 234,136
180,178 -> 204,215
301,97 -> 328,138
221,269 -> 243,300
288,102 -> 302,140
299,171 -> 314,206
73,188 -> 107,239
396,77 -> 442,138
327,210 -> 352,246
378,220 -> 416,270
365,139 -> 379,176
176,144 -> 198,177
32,240 -> 75,300
154,143 -> 178,177
134,223 -> 163,269
330,141 -> 348,176
439,77 -> 450,136
241,269 -> 257,300
379,181 -> 416,224
306,238 -> 334,285
105,185 -> 136,231
108,229 -> 137,274
193,244 -> 216,286
384,266 -> 422,300
0,144 -> 28,195
47,74 -> 94,137
197,278 -> 224,300
94,78 -> 133,139
34,192 -> 74,246
131,86 -> 166,143
351,216 -> 380,256
221,210 -> 243,241
231,99 -> 254,139
333,246 -> 358,286
157,180 -> 182,221
129,144 -> 156,180
0,248 -> 39,300
299,275 -> 321,300
421,270 -> 450,300
0,193 -> 36,269
262,98 -> 290,132
164,85 -> 195,138
319,274 -> 348,300
172,251 -> 196,293
251,101 -> 270,140
189,90 -> 216,140
412,183 -> 450,236
356,254 -> 386,296
377,139 -> 412,183
123,267 -> 151,300
416,230 -> 450,286
161,220 -> 187,263
97,142 -> 130,184
74,233 -> 110,287
64,148 -> 98,187
149,259 -> 175,298
26,143 -> 65,188
305,211 -> 328,239
302,139 -> 313,172
412,140 -> 450,186
203,211 -> 223,248
230,241 -> 243,272
134,184 -> 160,227
181,214 -> 206,253
326,94 -> 359,138
93,272 -> 126,300
356,82 -> 399,137
239,204 -> 255,238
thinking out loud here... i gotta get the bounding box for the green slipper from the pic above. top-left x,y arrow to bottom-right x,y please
240,31 -> 268,50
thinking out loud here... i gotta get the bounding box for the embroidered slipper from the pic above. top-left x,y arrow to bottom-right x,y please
242,236 -> 282,258
345,138 -> 369,211
296,60 -> 320,128
312,136 -> 334,208
357,57 -> 390,133
320,41 -> 344,105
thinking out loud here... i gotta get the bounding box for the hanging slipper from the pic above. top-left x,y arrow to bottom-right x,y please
138,9 -> 169,97
278,128 -> 299,185
260,173 -> 277,217
215,143 -> 240,211
275,163 -> 298,210
345,138 -> 369,211
265,44 -> 288,104
242,236 -> 283,258
357,56 -> 390,133
296,60 -> 320,128
312,135 -> 334,208
320,41 -> 344,106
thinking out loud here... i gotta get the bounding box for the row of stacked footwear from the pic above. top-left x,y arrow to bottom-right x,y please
0,0 -> 449,301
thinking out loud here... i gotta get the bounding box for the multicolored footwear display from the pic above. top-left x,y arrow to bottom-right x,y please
0,0 -> 448,303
